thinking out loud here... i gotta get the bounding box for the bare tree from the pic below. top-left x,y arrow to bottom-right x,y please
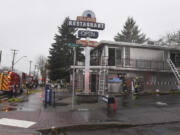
166,31 -> 180,44
157,31 -> 180,45
36,55 -> 47,85
0,66 -> 10,72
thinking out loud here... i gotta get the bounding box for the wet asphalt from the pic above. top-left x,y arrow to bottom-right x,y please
39,93 -> 180,135
18,92 -> 43,111
15,91 -> 180,112
1,91 -> 180,135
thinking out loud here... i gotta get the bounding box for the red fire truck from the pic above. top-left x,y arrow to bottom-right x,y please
0,71 -> 27,95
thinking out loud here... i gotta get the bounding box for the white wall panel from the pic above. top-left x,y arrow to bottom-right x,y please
130,48 -> 164,61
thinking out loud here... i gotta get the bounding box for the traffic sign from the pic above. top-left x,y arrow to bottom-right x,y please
67,43 -> 82,47
78,30 -> 98,39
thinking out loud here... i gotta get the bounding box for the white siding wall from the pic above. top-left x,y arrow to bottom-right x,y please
130,48 -> 164,61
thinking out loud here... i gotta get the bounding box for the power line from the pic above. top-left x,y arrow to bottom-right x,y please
29,60 -> 32,76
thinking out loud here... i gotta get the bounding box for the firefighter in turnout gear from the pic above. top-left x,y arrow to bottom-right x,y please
123,81 -> 128,93
118,73 -> 128,93
122,76 -> 128,93
134,77 -> 139,94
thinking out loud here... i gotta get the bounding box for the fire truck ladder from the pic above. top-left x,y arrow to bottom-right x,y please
167,58 -> 180,84
98,69 -> 106,95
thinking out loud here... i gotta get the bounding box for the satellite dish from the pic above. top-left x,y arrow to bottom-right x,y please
82,10 -> 96,18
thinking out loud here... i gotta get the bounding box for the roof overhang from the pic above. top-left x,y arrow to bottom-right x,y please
93,40 -> 180,51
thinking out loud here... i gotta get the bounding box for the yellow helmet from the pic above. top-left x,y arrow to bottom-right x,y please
136,77 -> 139,80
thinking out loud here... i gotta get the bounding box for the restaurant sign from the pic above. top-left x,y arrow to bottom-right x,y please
67,20 -> 105,30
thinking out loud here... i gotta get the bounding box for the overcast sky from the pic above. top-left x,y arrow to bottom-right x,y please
0,0 -> 180,73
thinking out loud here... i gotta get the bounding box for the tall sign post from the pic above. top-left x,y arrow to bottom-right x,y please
84,44 -> 90,93
67,10 -> 105,106
72,47 -> 76,110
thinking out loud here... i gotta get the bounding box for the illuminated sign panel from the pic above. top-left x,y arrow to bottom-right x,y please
67,20 -> 105,30
76,40 -> 99,47
76,16 -> 96,23
78,30 -> 98,39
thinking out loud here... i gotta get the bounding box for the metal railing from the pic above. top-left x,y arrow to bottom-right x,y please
121,58 -> 170,70
77,56 -> 171,71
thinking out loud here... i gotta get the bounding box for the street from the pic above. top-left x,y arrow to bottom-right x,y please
1,90 -> 180,135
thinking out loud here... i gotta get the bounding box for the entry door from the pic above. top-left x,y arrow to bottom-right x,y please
170,53 -> 175,63
91,74 -> 96,92
108,48 -> 115,66
175,53 -> 180,67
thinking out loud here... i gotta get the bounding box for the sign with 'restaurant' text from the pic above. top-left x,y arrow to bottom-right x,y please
67,20 -> 105,30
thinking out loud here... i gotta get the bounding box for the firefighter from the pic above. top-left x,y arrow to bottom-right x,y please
122,75 -> 128,93
134,77 -> 139,94
13,84 -> 17,97
123,81 -> 128,93
30,82 -> 33,89
10,86 -> 14,98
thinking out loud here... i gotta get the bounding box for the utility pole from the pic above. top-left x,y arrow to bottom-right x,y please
11,49 -> 18,71
29,60 -> 32,76
33,65 -> 37,76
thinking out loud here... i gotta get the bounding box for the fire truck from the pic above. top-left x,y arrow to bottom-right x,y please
0,71 -> 27,95
27,75 -> 39,89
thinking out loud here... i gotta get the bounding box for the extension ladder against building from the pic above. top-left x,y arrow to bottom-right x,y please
98,69 -> 106,95
167,59 -> 180,84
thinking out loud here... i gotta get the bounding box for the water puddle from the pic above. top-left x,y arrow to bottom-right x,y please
58,96 -> 69,100
0,98 -> 8,103
9,103 -> 18,106
55,102 -> 69,106
156,101 -> 168,106
78,108 -> 89,111
58,97 -> 64,100
1,106 -> 17,112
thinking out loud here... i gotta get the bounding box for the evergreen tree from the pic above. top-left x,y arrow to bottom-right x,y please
48,17 -> 84,81
114,17 -> 147,44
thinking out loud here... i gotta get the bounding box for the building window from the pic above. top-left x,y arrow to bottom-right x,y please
116,48 -> 122,66
108,48 -> 115,66
170,52 -> 180,67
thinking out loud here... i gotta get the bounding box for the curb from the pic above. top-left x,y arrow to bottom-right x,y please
112,91 -> 180,97
37,120 -> 180,133
37,121 -> 135,132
